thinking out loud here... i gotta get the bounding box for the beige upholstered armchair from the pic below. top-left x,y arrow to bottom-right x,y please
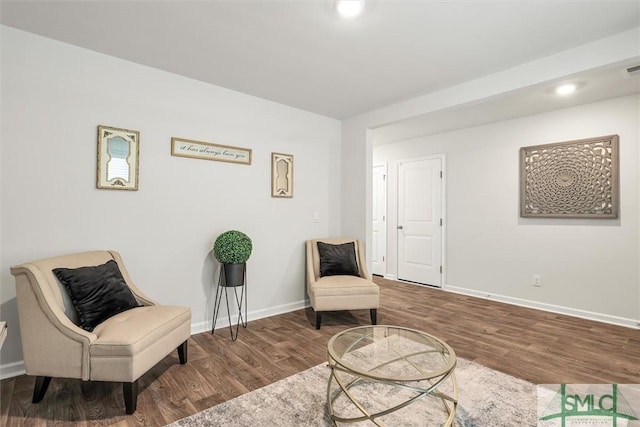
10,250 -> 192,414
306,238 -> 379,329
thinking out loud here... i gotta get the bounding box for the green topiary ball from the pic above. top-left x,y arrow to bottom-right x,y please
213,230 -> 252,264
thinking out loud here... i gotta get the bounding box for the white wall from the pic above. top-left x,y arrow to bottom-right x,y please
374,94 -> 639,324
0,27 -> 342,376
341,28 -> 640,262
340,28 -> 639,327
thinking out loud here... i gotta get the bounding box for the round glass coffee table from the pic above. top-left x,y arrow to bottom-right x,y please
327,325 -> 457,426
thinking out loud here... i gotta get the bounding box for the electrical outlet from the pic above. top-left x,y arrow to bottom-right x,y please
532,274 -> 542,287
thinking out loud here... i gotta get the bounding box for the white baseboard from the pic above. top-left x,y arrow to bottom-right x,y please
0,360 -> 25,380
1,299 -> 312,381
384,274 -> 397,280
191,298 -> 310,335
444,284 -> 640,330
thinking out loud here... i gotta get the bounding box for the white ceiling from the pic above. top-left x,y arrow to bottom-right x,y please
2,0 -> 639,123
372,64 -> 640,145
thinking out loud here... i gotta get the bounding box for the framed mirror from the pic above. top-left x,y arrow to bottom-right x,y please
97,125 -> 140,191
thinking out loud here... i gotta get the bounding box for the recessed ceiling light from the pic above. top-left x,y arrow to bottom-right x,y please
336,0 -> 365,19
555,84 -> 577,96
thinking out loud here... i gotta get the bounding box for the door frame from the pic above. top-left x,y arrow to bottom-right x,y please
372,163 -> 388,276
395,154 -> 447,287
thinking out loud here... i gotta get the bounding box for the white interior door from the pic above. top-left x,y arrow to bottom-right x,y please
371,164 -> 387,276
397,157 -> 442,286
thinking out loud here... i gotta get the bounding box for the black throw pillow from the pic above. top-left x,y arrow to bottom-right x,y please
53,260 -> 139,332
317,241 -> 360,277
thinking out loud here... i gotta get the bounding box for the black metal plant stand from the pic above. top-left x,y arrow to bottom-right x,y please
211,264 -> 247,341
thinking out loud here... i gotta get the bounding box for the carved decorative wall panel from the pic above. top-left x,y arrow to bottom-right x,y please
271,152 -> 293,198
520,135 -> 618,218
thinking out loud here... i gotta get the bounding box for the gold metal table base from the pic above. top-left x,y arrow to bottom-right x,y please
325,326 -> 459,427
327,360 -> 458,426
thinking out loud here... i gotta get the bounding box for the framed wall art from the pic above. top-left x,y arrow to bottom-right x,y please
520,135 -> 619,218
97,125 -> 140,191
271,152 -> 293,198
171,137 -> 252,165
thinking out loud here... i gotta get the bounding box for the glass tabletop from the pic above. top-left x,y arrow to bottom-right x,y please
327,325 -> 456,382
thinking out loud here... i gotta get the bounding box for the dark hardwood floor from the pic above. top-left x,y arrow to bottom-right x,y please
1,277 -> 638,426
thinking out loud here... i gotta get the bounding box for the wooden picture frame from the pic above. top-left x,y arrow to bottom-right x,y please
171,137 -> 252,165
271,152 -> 293,198
520,135 -> 619,218
97,125 -> 140,190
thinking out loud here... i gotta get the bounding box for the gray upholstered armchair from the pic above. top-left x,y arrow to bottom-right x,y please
306,238 -> 379,329
10,250 -> 192,414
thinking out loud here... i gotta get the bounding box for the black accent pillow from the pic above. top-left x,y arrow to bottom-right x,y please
53,260 -> 139,332
317,241 -> 360,277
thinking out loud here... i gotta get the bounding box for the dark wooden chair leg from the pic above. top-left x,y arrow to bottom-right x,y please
32,376 -> 52,403
315,311 -> 322,330
370,309 -> 378,325
177,340 -> 188,364
123,380 -> 138,415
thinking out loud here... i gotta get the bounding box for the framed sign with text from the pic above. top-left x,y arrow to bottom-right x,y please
171,137 -> 252,165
